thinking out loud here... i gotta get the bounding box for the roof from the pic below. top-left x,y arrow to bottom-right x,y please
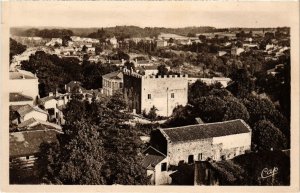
9,69 -> 37,79
142,146 -> 166,170
10,130 -> 60,158
14,104 -> 48,117
17,117 -> 62,131
39,96 -> 57,104
102,71 -> 123,80
66,81 -> 82,88
160,119 -> 251,143
9,93 -> 33,102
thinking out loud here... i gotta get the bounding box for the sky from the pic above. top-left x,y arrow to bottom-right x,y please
4,1 -> 299,28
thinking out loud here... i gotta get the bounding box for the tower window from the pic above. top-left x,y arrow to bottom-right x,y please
148,94 -> 151,99
188,155 -> 194,164
171,93 -> 175,98
161,162 -> 167,171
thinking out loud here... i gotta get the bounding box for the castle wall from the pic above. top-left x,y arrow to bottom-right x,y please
167,139 -> 213,166
123,73 -> 142,114
141,75 -> 188,117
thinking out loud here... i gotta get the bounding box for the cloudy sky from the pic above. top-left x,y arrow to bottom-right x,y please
5,1 -> 299,28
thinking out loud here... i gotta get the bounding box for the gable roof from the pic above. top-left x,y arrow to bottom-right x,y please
160,119 -> 251,143
10,130 -> 61,158
142,146 -> 166,170
9,69 -> 37,80
14,104 -> 48,117
102,71 -> 123,80
9,93 -> 33,102
39,96 -> 57,104
17,117 -> 62,131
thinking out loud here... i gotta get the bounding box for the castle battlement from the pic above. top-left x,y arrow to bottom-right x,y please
123,68 -> 188,79
145,74 -> 188,79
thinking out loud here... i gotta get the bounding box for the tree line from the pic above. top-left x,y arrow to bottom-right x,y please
21,51 -> 118,97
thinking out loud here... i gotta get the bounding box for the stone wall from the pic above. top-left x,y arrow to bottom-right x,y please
123,73 -> 142,113
168,139 -> 213,166
141,75 -> 188,117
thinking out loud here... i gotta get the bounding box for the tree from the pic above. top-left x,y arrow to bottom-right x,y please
82,45 -> 87,53
10,38 -> 27,63
124,61 -> 135,71
36,94 -> 149,185
145,106 -> 158,121
157,64 -> 169,76
193,96 -> 226,123
165,105 -> 196,127
223,97 -> 250,122
252,120 -> 287,151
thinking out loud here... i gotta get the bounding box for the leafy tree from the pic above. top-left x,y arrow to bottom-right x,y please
223,97 -> 250,122
145,106 -> 158,121
228,69 -> 255,98
193,96 -> 226,123
157,64 -> 169,76
10,38 -> 27,63
36,93 -> 149,185
252,120 -> 287,151
164,105 -> 196,127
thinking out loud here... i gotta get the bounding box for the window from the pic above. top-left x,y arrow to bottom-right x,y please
148,94 -> 151,99
171,93 -> 175,98
161,162 -> 167,171
198,153 -> 203,161
119,82 -> 123,88
26,156 -> 30,160
188,155 -> 194,164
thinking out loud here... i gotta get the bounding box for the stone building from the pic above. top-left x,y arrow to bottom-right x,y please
123,68 -> 188,117
102,71 -> 123,96
144,119 -> 252,185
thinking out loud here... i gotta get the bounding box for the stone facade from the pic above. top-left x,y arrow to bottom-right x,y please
147,120 -> 252,185
102,71 -> 123,96
123,69 -> 188,117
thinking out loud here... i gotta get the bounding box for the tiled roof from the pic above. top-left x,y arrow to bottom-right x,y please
9,69 -> 36,79
10,130 -> 61,158
14,104 -> 48,117
142,146 -> 166,170
39,96 -> 57,104
102,71 -> 123,80
9,93 -> 33,102
17,118 -> 62,131
160,119 -> 251,143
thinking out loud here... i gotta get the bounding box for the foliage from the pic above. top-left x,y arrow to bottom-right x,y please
14,28 -> 73,38
157,64 -> 169,76
36,94 -> 149,185
252,120 -> 287,151
10,38 -> 27,63
143,106 -> 158,121
21,51 -> 118,97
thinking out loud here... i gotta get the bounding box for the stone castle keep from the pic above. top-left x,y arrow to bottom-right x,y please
123,68 -> 188,117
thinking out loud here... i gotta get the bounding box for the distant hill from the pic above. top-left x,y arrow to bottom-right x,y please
10,26 -> 280,39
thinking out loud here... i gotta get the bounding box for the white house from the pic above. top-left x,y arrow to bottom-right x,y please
9,69 -> 39,100
11,104 -> 48,124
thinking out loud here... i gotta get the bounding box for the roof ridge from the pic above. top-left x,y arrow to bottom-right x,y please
161,119 -> 244,131
144,146 -> 167,157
